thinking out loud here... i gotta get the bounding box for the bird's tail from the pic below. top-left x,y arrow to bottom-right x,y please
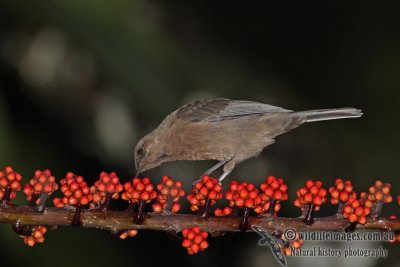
294,108 -> 363,122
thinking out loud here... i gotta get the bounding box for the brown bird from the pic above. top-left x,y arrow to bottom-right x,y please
134,98 -> 362,181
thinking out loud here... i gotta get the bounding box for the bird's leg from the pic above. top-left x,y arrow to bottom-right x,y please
218,160 -> 235,182
202,158 -> 232,177
193,157 -> 232,187
218,168 -> 233,182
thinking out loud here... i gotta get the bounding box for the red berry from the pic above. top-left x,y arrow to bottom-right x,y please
187,176 -> 222,212
305,180 -> 313,188
21,226 -> 47,247
0,166 -> 22,202
54,172 -> 92,208
181,227 -> 208,254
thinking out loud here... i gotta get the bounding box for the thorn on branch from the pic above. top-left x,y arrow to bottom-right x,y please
371,202 -> 383,218
303,204 -> 315,225
201,198 -> 212,219
133,200 -> 146,225
345,222 -> 358,232
72,204 -> 82,227
12,220 -> 33,236
300,205 -> 308,218
34,192 -> 48,213
4,187 -> 12,204
165,195 -> 174,212
99,193 -> 112,211
336,203 -> 345,216
239,207 -> 251,232
127,202 -> 137,211
266,199 -> 276,217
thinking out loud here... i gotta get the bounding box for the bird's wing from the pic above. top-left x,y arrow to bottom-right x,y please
175,98 -> 292,122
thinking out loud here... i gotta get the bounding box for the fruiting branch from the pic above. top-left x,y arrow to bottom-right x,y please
1,166 -> 400,253
0,205 -> 399,234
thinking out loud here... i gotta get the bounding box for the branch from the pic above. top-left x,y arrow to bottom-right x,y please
1,205 -> 399,235
1,168 -> 399,253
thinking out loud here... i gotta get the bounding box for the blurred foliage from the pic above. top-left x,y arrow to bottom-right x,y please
0,1 -> 400,267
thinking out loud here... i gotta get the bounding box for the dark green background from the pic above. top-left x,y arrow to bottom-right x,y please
0,1 -> 399,267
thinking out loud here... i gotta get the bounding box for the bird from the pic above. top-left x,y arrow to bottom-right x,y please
134,98 -> 362,182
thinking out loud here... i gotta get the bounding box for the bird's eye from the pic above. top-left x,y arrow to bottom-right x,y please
137,148 -> 144,157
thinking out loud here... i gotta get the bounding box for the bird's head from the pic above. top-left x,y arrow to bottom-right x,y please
134,132 -> 170,176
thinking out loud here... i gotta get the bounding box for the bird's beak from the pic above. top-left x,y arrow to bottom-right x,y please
134,158 -> 140,177
134,167 -> 140,177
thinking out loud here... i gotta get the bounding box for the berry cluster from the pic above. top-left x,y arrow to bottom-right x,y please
329,178 -> 356,205
0,166 -> 22,202
181,226 -> 209,255
90,172 -> 123,209
21,226 -> 47,247
280,236 -> 304,256
225,181 -> 260,231
187,176 -> 222,218
53,172 -> 93,226
225,181 -> 260,209
255,175 -> 288,215
122,177 -> 157,224
121,177 -> 157,204
152,176 -> 185,213
53,172 -> 93,207
366,180 -> 392,203
343,197 -> 372,225
294,180 -> 327,209
363,180 -> 392,218
294,180 -> 327,225
119,229 -> 138,239
24,170 -> 58,211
